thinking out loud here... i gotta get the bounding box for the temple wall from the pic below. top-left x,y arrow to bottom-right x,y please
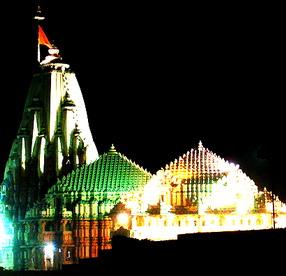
22,218 -> 112,270
130,213 -> 281,240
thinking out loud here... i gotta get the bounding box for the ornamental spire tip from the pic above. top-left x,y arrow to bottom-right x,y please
109,144 -> 117,153
198,140 -> 204,151
34,4 -> 45,21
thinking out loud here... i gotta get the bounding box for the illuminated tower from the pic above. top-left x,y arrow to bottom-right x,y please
1,7 -> 98,270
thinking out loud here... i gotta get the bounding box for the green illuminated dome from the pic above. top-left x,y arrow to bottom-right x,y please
54,144 -> 152,193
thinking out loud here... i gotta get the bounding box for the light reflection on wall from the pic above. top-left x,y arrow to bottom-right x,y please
123,142 -> 286,241
0,209 -> 14,270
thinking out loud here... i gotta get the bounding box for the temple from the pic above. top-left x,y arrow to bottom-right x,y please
1,6 -> 286,271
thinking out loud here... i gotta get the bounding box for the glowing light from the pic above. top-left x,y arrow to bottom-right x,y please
43,242 -> 55,270
129,142 -> 286,241
140,170 -> 168,212
0,210 -> 14,270
44,243 -> 55,257
117,213 -> 129,228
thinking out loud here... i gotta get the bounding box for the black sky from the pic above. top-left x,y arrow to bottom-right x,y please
1,1 -> 284,199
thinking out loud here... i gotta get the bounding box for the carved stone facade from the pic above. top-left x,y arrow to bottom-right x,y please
19,145 -> 151,270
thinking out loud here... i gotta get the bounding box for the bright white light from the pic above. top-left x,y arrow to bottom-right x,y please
140,171 -> 168,212
0,219 -> 6,244
0,214 -> 13,245
44,243 -> 55,257
117,213 -> 129,227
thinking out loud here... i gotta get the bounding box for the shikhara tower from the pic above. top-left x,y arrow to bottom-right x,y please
1,7 -> 98,269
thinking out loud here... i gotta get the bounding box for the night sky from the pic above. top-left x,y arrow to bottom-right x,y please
1,2 -> 284,199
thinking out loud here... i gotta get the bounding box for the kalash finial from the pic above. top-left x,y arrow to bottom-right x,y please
40,47 -> 61,65
109,144 -> 117,154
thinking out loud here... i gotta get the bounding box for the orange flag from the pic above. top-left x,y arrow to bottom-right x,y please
38,25 -> 53,48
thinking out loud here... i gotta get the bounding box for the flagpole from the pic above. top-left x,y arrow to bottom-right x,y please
37,34 -> 41,63
33,5 -> 45,64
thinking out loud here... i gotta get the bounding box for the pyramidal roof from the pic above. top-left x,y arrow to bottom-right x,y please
163,141 -> 249,184
53,145 -> 152,193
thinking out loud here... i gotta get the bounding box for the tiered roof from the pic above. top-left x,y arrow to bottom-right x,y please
54,145 -> 152,193
164,141 -> 239,184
